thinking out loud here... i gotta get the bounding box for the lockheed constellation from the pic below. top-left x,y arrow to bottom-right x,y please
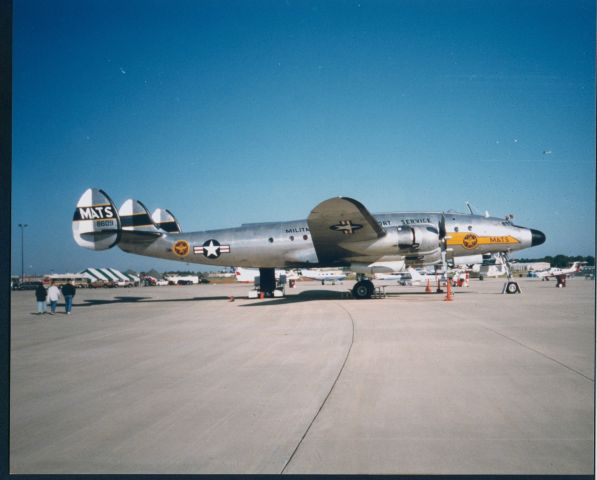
72,189 -> 545,298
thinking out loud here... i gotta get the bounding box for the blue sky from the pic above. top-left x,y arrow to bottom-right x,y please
12,0 -> 595,275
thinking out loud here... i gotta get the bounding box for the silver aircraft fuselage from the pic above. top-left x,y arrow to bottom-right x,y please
118,211 -> 541,269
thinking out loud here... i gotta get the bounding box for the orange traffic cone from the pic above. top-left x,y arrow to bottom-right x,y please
425,279 -> 432,293
444,279 -> 453,301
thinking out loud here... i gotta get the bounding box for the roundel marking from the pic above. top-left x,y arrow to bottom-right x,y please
202,239 -> 222,258
173,239 -> 190,257
462,233 -> 478,249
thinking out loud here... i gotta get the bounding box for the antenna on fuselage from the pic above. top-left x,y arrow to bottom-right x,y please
465,202 -> 474,215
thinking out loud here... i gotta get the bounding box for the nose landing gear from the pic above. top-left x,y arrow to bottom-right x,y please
498,252 -> 522,294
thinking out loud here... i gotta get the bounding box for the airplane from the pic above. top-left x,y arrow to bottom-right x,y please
72,188 -> 546,299
534,262 -> 586,281
375,267 -> 436,286
300,268 -> 347,284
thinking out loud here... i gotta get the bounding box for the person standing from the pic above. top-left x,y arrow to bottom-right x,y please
35,283 -> 47,314
47,281 -> 61,315
62,281 -> 76,315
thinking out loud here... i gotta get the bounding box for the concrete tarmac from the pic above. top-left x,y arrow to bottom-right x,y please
10,277 -> 595,474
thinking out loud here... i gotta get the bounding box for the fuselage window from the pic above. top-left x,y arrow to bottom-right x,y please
268,237 -> 274,243
454,226 -> 459,232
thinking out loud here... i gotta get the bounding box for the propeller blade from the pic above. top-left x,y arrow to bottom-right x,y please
438,213 -> 447,245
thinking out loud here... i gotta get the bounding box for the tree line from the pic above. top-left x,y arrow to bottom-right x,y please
515,255 -> 595,268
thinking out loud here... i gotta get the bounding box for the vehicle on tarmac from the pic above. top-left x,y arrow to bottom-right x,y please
72,188 -> 546,298
90,280 -> 116,288
43,274 -> 90,288
14,281 -> 43,290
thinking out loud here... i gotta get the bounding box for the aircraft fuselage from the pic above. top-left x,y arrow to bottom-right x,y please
118,211 -> 539,269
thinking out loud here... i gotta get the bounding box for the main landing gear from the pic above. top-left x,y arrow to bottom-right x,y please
352,274 -> 375,299
247,267 -> 285,298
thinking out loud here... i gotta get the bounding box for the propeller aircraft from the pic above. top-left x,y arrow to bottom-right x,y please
72,188 -> 546,299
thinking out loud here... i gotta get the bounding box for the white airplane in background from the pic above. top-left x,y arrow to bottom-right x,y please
535,262 -> 585,281
300,268 -> 347,284
376,267 -> 437,285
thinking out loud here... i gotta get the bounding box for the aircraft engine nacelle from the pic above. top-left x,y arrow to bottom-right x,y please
339,225 -> 440,257
395,225 -> 442,264
401,225 -> 441,253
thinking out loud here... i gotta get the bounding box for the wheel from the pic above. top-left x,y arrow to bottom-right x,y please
506,282 -> 519,294
352,280 -> 374,299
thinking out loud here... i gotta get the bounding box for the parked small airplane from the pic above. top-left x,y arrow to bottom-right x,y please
72,188 -> 545,298
300,268 -> 347,284
375,268 -> 435,285
534,261 -> 585,281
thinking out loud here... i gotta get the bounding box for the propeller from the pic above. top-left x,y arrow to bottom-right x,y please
438,213 -> 448,277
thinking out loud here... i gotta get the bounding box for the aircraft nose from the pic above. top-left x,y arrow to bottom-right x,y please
531,229 -> 546,246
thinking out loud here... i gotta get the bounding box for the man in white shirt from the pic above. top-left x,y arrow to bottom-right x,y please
47,281 -> 62,315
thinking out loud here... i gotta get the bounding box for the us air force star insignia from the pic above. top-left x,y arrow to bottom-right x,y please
462,233 -> 478,249
329,220 -> 363,235
194,239 -> 231,258
172,240 -> 190,257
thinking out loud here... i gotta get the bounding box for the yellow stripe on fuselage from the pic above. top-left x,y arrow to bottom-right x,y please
446,232 -> 520,250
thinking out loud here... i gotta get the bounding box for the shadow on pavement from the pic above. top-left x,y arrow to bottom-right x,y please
77,296 -> 231,306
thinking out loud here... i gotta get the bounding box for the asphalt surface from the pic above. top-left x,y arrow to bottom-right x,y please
10,277 -> 595,474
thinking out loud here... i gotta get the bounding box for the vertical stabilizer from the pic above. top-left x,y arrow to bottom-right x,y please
72,188 -> 121,250
118,199 -> 162,234
151,208 -> 182,233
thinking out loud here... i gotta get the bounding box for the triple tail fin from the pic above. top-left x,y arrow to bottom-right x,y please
72,189 -> 164,251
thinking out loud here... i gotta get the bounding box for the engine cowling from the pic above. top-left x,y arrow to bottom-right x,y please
339,225 -> 441,256
407,225 -> 441,253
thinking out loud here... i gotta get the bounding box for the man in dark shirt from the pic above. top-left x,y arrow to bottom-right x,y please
62,281 -> 76,315
35,283 -> 47,314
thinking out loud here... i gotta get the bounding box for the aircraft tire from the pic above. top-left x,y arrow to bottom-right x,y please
505,281 -> 519,294
352,280 -> 373,299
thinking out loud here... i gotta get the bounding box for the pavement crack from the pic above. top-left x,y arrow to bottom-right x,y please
280,302 -> 355,474
483,326 -> 594,382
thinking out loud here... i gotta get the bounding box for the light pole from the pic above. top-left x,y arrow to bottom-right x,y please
18,223 -> 28,282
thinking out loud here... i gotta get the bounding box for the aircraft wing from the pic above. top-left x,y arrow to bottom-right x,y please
307,197 -> 385,264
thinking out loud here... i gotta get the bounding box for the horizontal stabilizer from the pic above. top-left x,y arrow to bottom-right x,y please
118,199 -> 162,235
72,188 -> 121,250
151,208 -> 182,233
